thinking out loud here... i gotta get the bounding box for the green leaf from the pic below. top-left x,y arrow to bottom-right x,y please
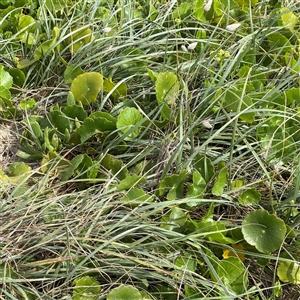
78,111 -> 116,143
118,175 -> 146,191
107,285 -> 142,300
214,257 -> 248,295
267,32 -> 292,53
238,189 -> 261,205
8,162 -> 31,177
70,72 -> 103,105
155,72 -> 179,106
193,154 -> 215,183
284,88 -> 300,106
198,220 -> 235,244
280,8 -> 298,30
158,170 -> 186,200
60,154 -> 95,181
20,98 -> 36,110
64,64 -> 84,84
0,65 -> 13,89
49,110 -> 72,133
101,154 -> 128,180
8,68 -> 25,88
242,209 -> 287,253
193,0 -> 206,22
116,107 -> 143,140
175,254 -> 197,272
277,261 -> 300,284
68,27 -> 94,54
186,170 -> 206,205
121,188 -> 154,206
212,167 -> 227,196
222,88 -> 255,124
161,207 -> 187,232
103,77 -> 127,101
18,14 -> 37,32
72,276 -> 101,300
63,105 -> 87,121
17,58 -> 37,69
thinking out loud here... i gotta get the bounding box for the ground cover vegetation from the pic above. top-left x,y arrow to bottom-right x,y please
0,0 -> 300,299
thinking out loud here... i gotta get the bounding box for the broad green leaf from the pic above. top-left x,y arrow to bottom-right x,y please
63,105 -> 87,121
198,220 -> 235,244
49,110 -> 72,133
284,88 -> 300,106
222,88 -> 255,124
280,8 -> 298,30
117,107 -> 143,140
212,167 -> 227,196
72,276 -> 101,300
60,154 -> 95,181
18,14 -> 37,32
0,86 -> 11,100
238,189 -> 261,205
234,0 -> 258,7
8,68 -> 25,88
147,68 -> 157,83
64,64 -> 84,84
214,257 -> 248,295
20,98 -> 36,110
101,154 -> 128,180
193,0 -> 206,22
8,162 -> 31,177
17,58 -> 37,69
78,112 -> 116,143
161,207 -> 187,232
107,285 -> 142,300
121,188 -> 154,206
175,254 -> 197,272
186,170 -> 206,204
267,32 -> 292,53
68,27 -> 94,54
172,2 -> 192,20
277,261 -> 300,284
103,77 -> 127,101
242,209 -> 286,253
70,72 -> 103,105
193,154 -> 215,183
158,170 -> 186,200
155,72 -> 179,106
118,175 -> 146,191
0,65 -> 13,89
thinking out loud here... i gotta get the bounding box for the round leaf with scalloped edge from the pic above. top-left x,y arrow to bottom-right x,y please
242,209 -> 286,253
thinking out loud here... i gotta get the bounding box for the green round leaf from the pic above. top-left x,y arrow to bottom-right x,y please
238,189 -> 261,205
107,285 -> 142,300
0,65 -> 13,89
117,107 -> 143,140
72,275 -> 101,300
8,68 -> 25,87
242,209 -> 286,253
277,261 -> 300,284
70,72 -> 103,105
155,72 -> 179,105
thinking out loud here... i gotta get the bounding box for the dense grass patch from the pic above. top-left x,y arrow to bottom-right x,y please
1,0 -> 300,299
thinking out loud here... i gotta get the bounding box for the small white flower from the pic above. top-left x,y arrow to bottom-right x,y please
188,42 -> 198,50
103,27 -> 112,34
226,23 -> 241,31
181,45 -> 188,52
202,119 -> 212,129
204,0 -> 213,12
